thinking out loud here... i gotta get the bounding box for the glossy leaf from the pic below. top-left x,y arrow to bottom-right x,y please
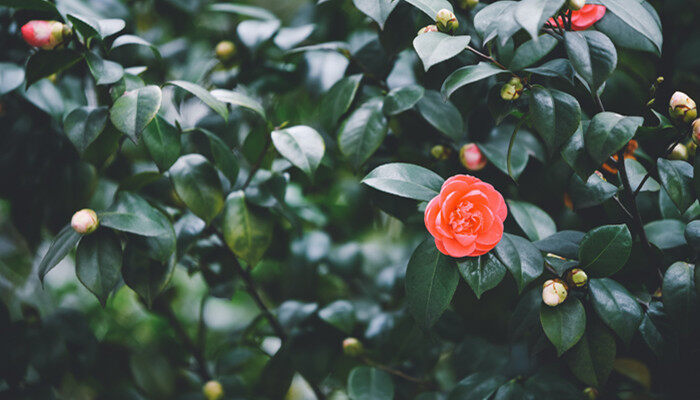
533,230 -> 584,260
362,163 -> 444,202
211,89 -> 266,120
352,0 -> 399,29
540,298 -> 586,356
63,106 -> 109,153
529,86 -> 581,154
449,373 -> 507,400
338,98 -> 387,168
168,80 -> 228,121
0,62 -> 25,95
578,224 -> 632,277
599,0 -> 662,55
383,85 -> 424,116
416,90 -> 464,142
347,367 -> 394,400
494,233 -> 544,292
457,253 -> 507,299
588,278 -> 643,344
413,32 -> 471,71
109,85 -> 162,141
121,242 -> 174,307
625,159 -> 660,192
584,112 -> 643,165
85,52 -> 124,85
222,191 -> 273,267
169,154 -> 225,224
99,192 -> 172,237
271,126 -> 325,177
38,225 -> 81,281
404,0 -> 453,18
75,229 -> 122,306
644,219 -> 687,249
524,58 -> 575,83
510,35 -> 559,71
565,320 -> 616,387
320,74 -> 362,128
565,31 -> 617,92
142,115 -> 181,171
318,300 -> 355,334
506,200 -> 556,241
441,62 -> 504,99
25,49 -> 83,88
663,262 -> 697,335
657,158 -> 694,213
514,0 -> 565,41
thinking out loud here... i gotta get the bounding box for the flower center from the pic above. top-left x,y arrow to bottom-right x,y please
449,201 -> 482,234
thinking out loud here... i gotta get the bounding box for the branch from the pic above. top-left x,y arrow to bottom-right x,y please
465,46 -> 508,70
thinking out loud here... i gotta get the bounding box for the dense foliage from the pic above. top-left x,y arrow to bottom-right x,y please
1,0 -> 699,399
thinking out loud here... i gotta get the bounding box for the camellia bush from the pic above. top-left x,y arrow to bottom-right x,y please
1,0 -> 700,398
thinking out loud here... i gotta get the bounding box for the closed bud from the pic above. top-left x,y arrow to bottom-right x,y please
687,140 -> 697,158
431,144 -> 452,160
594,170 -> 606,181
435,9 -> 458,34
417,24 -> 439,35
458,0 -> 479,10
669,91 -> 697,124
71,209 -> 99,234
583,387 -> 599,400
215,40 -> 236,61
500,77 -> 523,101
202,380 -> 224,400
542,279 -> 568,307
692,119 -> 700,145
567,0 -> 586,11
459,143 -> 487,171
565,268 -> 588,288
669,143 -> 689,161
21,20 -> 71,50
343,337 -> 364,357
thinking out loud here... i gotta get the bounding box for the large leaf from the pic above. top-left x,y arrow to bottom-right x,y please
514,0 -> 566,41
657,158 -> 694,213
663,262 -> 697,335
494,233 -> 544,292
197,129 -> 239,185
63,106 -> 109,154
533,230 -> 585,259
416,90 -> 464,142
540,297 -> 586,356
169,154 -> 225,224
38,225 -> 81,281
441,62 -> 504,99
222,191 -> 273,266
474,1 -> 520,46
167,80 -> 228,121
561,124 -> 597,180
406,238 -> 459,328
644,219 -> 687,249
624,159 -> 660,192
510,35 -> 559,71
109,85 -> 162,141
564,31 -> 617,92
211,89 -> 266,120
404,0 -> 452,18
565,320 -> 616,387
362,163 -> 444,202
85,51 -> 124,85
347,367 -> 394,400
529,87 -> 581,155
413,32 -> 471,71
578,224 -> 632,277
524,58 -> 575,83
506,200 -> 556,241
25,49 -> 83,88
99,192 -> 172,237
457,253 -> 507,299
121,242 -> 174,307
75,229 -> 122,306
352,0 -> 399,29
0,62 -> 25,95
584,112 -> 643,165
271,126 -> 325,177
588,278 -> 643,344
383,85 -> 424,116
320,74 -> 362,128
142,115 -> 181,171
338,98 -> 387,168
598,0 -> 662,55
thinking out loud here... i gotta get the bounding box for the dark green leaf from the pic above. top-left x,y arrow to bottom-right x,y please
578,224 -> 632,277
169,154 -> 225,224
405,0 -> 453,18
568,171 -> 618,209
211,89 -> 266,120
352,0 -> 399,29
510,35 -> 559,71
624,159 -> 660,192
448,373 -> 507,400
383,85 -> 424,116
75,229 -> 122,306
109,85 -> 162,141
457,253 -> 507,299
318,300 -> 355,334
338,98 -> 387,168
0,62 -> 25,95
25,49 -> 83,88
524,58 -> 575,83
413,32 -> 471,71
506,200 -> 556,241
657,158 -> 694,213
494,233 -> 544,292
474,1 -> 520,46
686,220 -> 700,250
561,123 -> 596,180
222,191 -> 273,266
663,262 -> 697,335
540,297 -> 586,355
598,0 -> 662,55
588,278 -> 643,344
416,90 -> 464,142
0,0 -> 58,12
208,3 -> 277,20
644,219 -> 687,249
271,126 -> 325,177
347,367 -> 394,400
564,31 -> 617,92
514,0 -> 565,41
168,80 -> 228,121
142,115 -> 181,171
362,163 -> 444,202
530,86 -> 581,155
534,230 -> 584,259
85,52 -> 124,85
565,319 -> 616,387
38,225 -> 81,281
63,106 -> 109,154
585,112 -> 643,165
320,74 -> 362,128
122,241 -> 174,307
99,192 -> 172,237
198,129 -> 239,185
441,62 -> 504,99
111,35 -> 162,60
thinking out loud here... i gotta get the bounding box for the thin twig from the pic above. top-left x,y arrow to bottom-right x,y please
465,46 -> 508,70
360,356 -> 433,387
633,135 -> 685,197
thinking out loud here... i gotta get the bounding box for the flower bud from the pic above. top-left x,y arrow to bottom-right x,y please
565,268 -> 588,288
583,387 -> 599,400
417,24 -> 439,35
669,143 -> 689,160
669,91 -> 697,124
430,144 -> 452,160
594,170 -> 606,181
342,337 -> 364,357
567,0 -> 586,11
459,143 -> 487,171
435,9 -> 458,34
500,77 -> 523,101
542,279 -> 568,307
202,380 -> 224,400
21,20 -> 71,50
692,119 -> 700,145
71,209 -> 99,234
215,40 -> 236,62
458,0 -> 479,10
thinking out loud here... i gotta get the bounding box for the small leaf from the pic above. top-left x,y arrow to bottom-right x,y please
222,191 -> 273,266
318,300 -> 355,334
406,238 -> 459,328
75,229 -> 122,306
38,225 -> 81,281
347,367 -> 394,400
657,158 -> 694,213
0,62 -> 25,95
588,278 -> 643,344
441,61 -> 504,99
109,85 -> 162,141
413,32 -> 471,71
85,52 -> 124,85
565,319 -> 616,387
338,98 -> 387,168
494,233 -> 544,292
565,31 -> 617,92
506,200 -> 556,241
169,154 -> 225,224
320,74 -> 362,128
111,35 -> 162,60
198,129 -> 240,185
167,80 -> 228,121
121,241 -> 174,307
540,297 -> 586,356
529,86 -> 581,155
362,163 -> 444,202
383,85 -> 424,116
208,3 -> 277,20
63,106 -> 109,153
578,224 -> 632,277
585,112 -> 643,165
457,253 -> 507,299
25,49 -> 83,88
142,115 -> 181,171
271,126 -> 325,177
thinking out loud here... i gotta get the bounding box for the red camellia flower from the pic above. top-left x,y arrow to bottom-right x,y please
424,175 -> 507,258
548,5 -> 606,31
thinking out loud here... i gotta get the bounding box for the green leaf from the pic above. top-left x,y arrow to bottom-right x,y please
494,233 -> 544,292
534,230 -> 584,260
695,152 -> 700,205
63,106 -> 109,154
510,35 -> 559,71
561,124 -> 597,180
406,238 -> 459,328
584,112 -> 643,165
169,154 -> 225,224
347,367 -> 394,400
506,200 -> 556,242
478,124 -> 544,180
222,191 -> 273,266
493,381 -> 529,400
167,80 -> 228,121
109,85 -> 162,141
197,129 -> 239,185
404,0 -> 453,18
638,301 -> 664,359
271,126 -> 325,177
416,90 -> 464,142
318,300 -> 355,334
588,278 -> 643,344
0,0 -> 58,12
441,61 -> 504,99
320,74 -> 362,128
25,49 -> 83,88
565,319 -> 616,387
449,373 -> 507,400
111,35 -> 162,60
624,159 -> 660,192
594,6 -> 657,55
211,89 -> 266,120
514,0 -> 566,41
457,253 -> 507,299
383,85 -> 424,116
530,86 -> 581,155
38,225 -> 81,281
121,241 -> 174,307
208,3 -> 277,20
599,0 -> 662,55
352,0 -> 399,29
85,52 -> 124,85
474,1 -> 520,46
540,297 -> 586,356
657,158 -> 694,213
568,171 -> 618,209
578,224 -> 632,277
142,115 -> 181,171
99,192 -> 172,237
237,19 -> 281,49
362,163 -> 444,202
75,229 -> 122,306
338,98 -> 387,168
413,32 -> 471,71
663,262 -> 697,335
686,220 -> 700,250
524,58 -> 575,83
644,219 -> 687,249
565,31 -> 617,92
0,62 -> 25,95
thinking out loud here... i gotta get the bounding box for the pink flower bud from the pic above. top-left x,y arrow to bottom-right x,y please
542,279 -> 568,307
692,119 -> 700,145
71,209 -> 99,234
342,337 -> 364,356
669,91 -> 697,124
417,24 -> 439,35
21,20 -> 70,50
459,143 -> 487,171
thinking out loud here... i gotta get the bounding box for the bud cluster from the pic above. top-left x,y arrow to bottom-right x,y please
21,20 -> 72,50
500,77 -> 524,101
